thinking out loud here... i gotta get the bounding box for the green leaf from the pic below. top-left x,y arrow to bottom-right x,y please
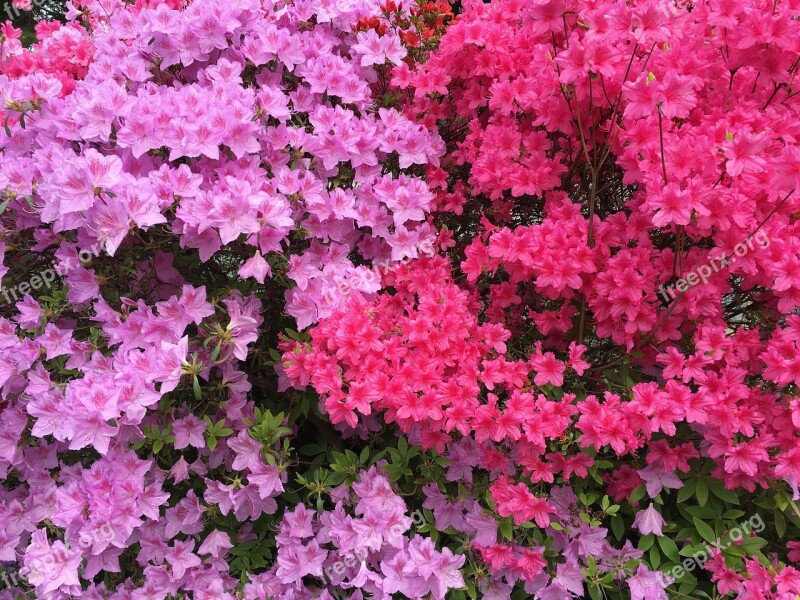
708,485 -> 739,505
725,544 -> 746,557
681,567 -> 698,584
683,505 -> 717,520
231,540 -> 257,555
284,328 -> 303,341
499,520 -> 513,541
677,477 -> 697,503
739,536 -> 767,552
629,485 -> 646,503
721,510 -> 745,520
679,543 -> 708,557
695,479 -> 709,507
692,518 -> 717,544
639,534 -> 655,551
658,536 -> 680,563
587,583 -> 603,600
611,515 -> 625,541
754,496 -> 776,510
777,492 -> 793,513
649,544 -> 661,568
299,444 -> 325,456
775,509 -> 787,538
678,581 -> 698,596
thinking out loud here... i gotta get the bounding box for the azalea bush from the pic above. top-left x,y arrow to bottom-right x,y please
288,0 -> 800,596
1,0 -> 800,598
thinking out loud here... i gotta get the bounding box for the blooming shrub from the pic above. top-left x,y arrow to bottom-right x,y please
0,0 -> 458,597
283,0 -> 800,597
3,0 -> 800,597
1,0 -> 444,326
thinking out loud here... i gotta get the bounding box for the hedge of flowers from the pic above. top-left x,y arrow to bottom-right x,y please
1,0 -> 799,598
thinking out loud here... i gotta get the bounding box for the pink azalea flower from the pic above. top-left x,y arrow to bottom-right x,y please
633,504 -> 666,537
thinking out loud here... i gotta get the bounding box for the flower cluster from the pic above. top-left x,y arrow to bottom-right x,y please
244,466 -> 465,599
0,0 -> 444,330
0,0 -> 454,597
0,21 -> 93,95
284,0 -> 800,595
2,0 -> 800,596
